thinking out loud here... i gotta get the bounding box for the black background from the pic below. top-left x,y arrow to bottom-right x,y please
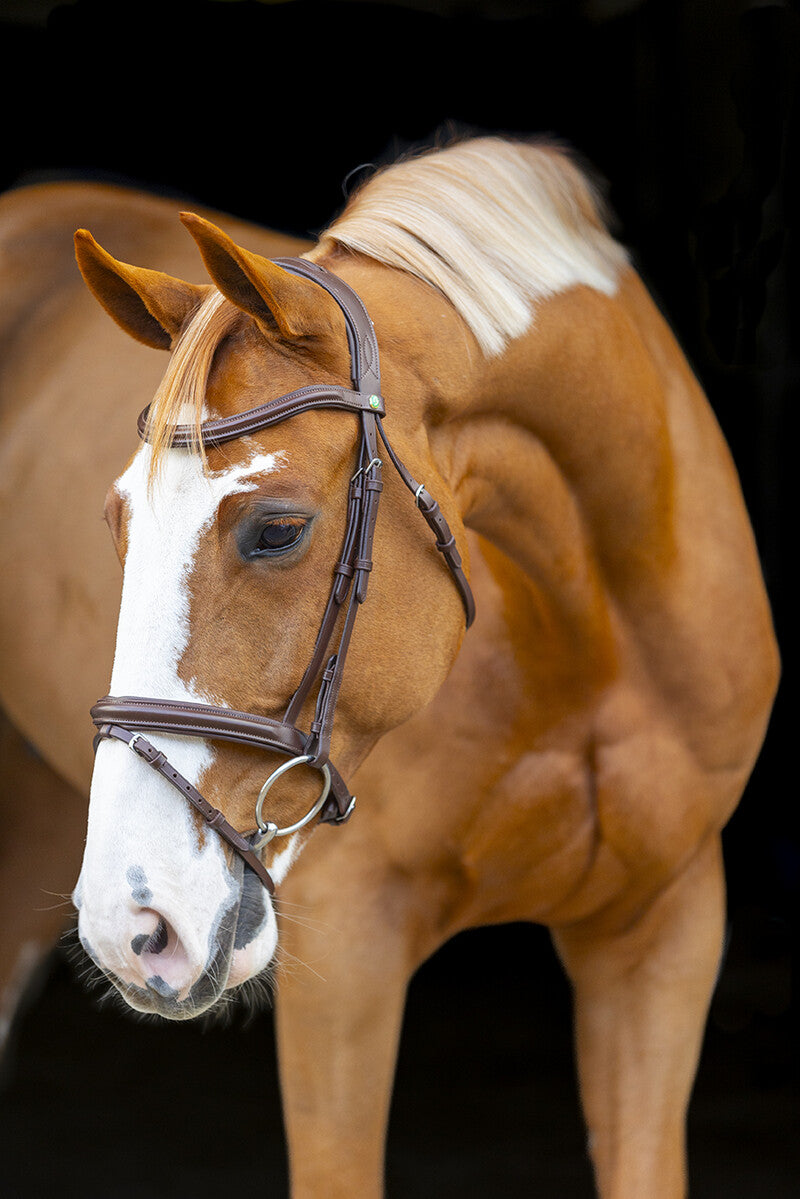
0,1 -> 796,1195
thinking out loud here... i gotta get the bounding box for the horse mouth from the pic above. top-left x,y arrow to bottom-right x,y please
101,942 -> 235,1020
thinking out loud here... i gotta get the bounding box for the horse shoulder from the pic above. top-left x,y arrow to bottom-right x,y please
423,274 -> 780,921
464,273 -> 777,747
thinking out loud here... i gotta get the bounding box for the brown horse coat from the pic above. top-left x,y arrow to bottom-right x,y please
0,139 -> 779,1197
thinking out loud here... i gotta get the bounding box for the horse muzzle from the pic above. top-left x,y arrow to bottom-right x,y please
73,852 -> 276,1020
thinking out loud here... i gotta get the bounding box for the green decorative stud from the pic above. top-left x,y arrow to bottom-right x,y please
369,395 -> 380,409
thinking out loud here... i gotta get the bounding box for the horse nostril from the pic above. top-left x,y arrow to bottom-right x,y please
131,917 -> 169,956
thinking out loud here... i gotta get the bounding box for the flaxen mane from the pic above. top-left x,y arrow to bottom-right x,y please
145,136 -> 627,478
143,289 -> 239,478
312,137 -> 627,356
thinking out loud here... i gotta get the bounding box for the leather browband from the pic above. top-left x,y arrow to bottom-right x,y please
91,256 -> 475,892
136,384 -> 385,448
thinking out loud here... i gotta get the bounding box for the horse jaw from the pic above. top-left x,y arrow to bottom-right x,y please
74,441 -> 287,1018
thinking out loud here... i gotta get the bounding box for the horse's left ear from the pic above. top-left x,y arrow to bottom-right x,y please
180,212 -> 337,341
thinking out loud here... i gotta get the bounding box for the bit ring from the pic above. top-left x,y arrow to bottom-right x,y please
253,755 -> 332,844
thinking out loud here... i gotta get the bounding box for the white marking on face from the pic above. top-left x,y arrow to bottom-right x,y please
76,442 -> 287,1002
109,444 -> 285,701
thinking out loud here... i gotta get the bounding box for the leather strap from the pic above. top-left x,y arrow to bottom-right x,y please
376,419 -> 476,628
90,695 -> 355,824
94,723 -> 276,893
93,257 -> 475,893
272,257 -> 382,395
137,384 -> 384,448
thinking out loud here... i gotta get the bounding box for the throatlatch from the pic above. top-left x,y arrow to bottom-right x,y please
91,257 -> 475,892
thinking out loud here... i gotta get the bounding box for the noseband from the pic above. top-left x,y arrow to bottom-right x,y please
91,258 -> 475,894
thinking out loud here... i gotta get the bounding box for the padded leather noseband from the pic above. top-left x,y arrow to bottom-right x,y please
91,257 -> 475,892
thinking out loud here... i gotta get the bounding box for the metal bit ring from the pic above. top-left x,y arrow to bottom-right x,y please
253,755 -> 332,845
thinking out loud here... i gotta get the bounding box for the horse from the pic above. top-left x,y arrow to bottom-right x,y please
0,137 -> 779,1198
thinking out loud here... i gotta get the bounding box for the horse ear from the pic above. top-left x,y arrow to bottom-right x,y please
179,212 -> 336,341
74,229 -> 207,350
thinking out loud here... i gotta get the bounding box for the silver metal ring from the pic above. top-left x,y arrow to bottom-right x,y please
414,482 -> 426,507
254,755 -> 332,840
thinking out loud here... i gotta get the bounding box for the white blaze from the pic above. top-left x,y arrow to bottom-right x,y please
75,442 -> 287,1000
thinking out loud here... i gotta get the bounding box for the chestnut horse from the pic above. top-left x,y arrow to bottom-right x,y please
0,138 -> 779,1197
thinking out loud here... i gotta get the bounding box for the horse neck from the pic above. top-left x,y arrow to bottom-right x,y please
377,265 -> 683,662
467,272 -> 676,540
325,256 -> 682,650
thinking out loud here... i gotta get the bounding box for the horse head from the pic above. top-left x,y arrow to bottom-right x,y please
71,214 -> 471,1018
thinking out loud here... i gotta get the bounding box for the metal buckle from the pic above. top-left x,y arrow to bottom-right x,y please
253,755 -> 333,847
351,456 -> 382,483
128,733 -> 147,757
337,794 -> 357,824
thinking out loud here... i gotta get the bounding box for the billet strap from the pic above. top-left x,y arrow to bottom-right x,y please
94,723 -> 276,894
305,472 -> 382,765
282,432 -> 383,741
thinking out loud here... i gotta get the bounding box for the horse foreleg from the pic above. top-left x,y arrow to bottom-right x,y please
551,834 -> 726,1199
275,850 -> 417,1199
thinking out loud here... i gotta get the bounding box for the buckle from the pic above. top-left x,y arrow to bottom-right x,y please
128,733 -> 148,757
127,732 -> 167,770
337,795 -> 357,824
351,456 -> 382,483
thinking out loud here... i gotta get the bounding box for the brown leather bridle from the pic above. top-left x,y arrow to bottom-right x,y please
91,258 -> 475,894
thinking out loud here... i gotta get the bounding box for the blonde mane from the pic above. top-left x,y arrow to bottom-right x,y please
310,136 -> 628,357
145,136 -> 628,477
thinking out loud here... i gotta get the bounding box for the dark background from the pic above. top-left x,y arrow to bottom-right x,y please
0,1 -> 796,1194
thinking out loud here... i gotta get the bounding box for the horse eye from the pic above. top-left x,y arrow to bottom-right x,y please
251,517 -> 307,556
